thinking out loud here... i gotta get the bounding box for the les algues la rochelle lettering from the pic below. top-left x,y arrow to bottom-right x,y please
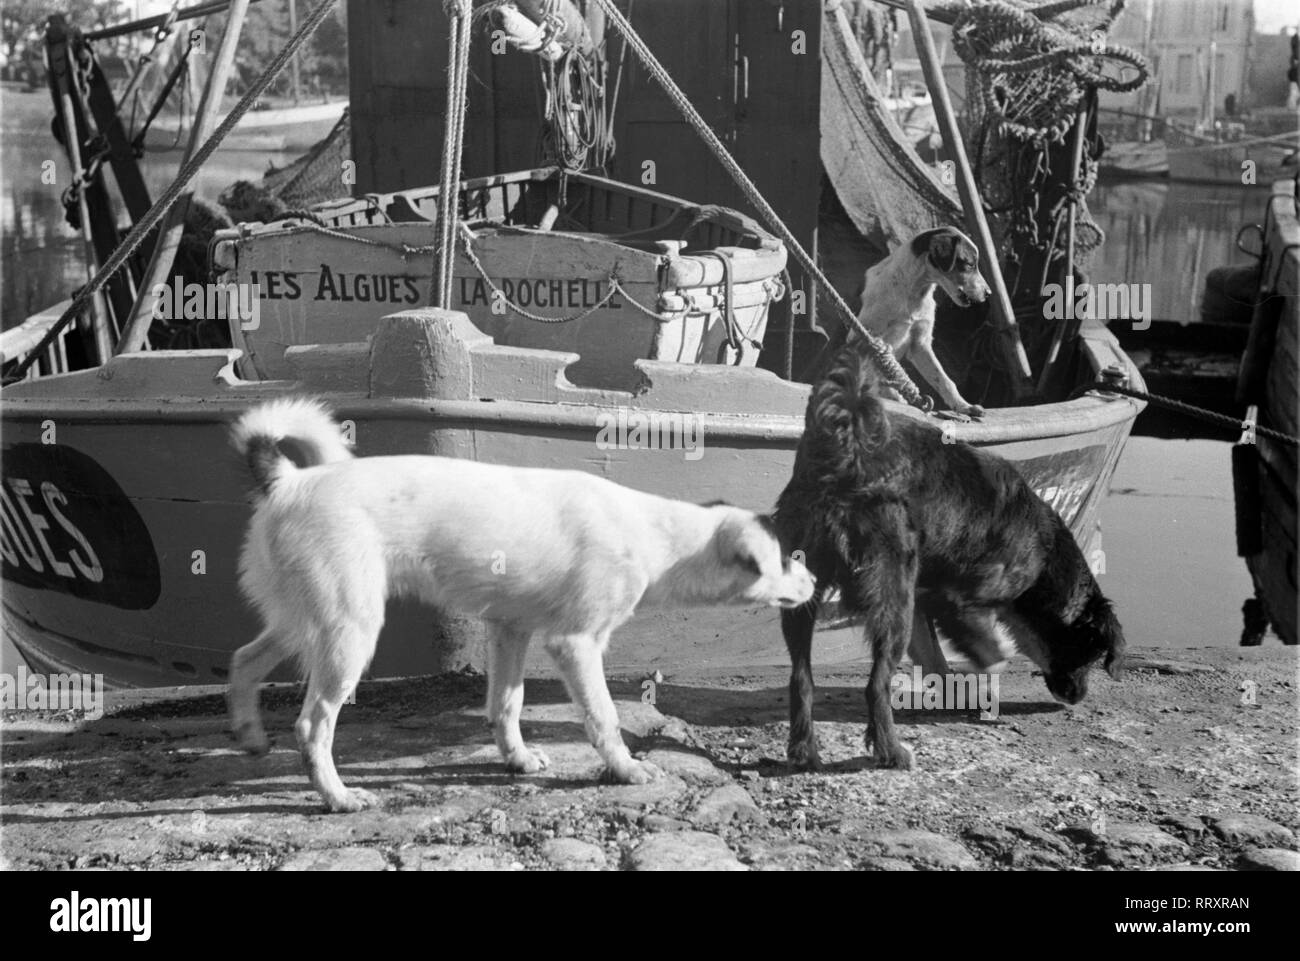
241,265 -> 623,309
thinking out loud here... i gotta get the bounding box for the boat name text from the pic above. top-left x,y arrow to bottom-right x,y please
231,267 -> 625,314
0,476 -> 104,583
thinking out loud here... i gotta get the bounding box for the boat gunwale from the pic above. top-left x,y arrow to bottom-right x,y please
1,319 -> 1145,446
253,167 -> 784,252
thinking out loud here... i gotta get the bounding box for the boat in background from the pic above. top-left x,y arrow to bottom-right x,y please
1098,137 -> 1169,179
142,98 -> 348,152
216,168 -> 787,390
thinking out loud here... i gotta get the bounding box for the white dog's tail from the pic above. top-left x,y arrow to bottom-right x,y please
231,397 -> 353,495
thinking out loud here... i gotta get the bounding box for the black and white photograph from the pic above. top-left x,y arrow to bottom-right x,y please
0,0 -> 1296,904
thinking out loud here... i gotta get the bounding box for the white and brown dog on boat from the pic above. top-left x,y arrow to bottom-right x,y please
853,225 -> 990,417
227,398 -> 815,812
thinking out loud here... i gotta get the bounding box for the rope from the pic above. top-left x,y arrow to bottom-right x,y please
591,0 -> 926,408
1072,380 -> 1300,447
433,0 -> 473,309
3,0 -> 339,385
131,29 -> 199,154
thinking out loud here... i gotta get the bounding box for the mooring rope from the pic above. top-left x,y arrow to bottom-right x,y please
3,0 -> 339,385
1072,380 -> 1300,447
432,0 -> 473,310
591,0 -> 927,408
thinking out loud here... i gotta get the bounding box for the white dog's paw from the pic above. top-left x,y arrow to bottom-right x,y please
323,787 -> 380,814
505,746 -> 551,774
609,759 -> 663,785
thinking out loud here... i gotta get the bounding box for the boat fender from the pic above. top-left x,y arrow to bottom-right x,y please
493,5 -> 566,61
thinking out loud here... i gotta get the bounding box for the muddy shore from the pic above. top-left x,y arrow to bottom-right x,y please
2,645 -> 1296,871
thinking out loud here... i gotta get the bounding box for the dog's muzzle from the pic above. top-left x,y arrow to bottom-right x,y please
773,564 -> 817,608
1047,673 -> 1088,705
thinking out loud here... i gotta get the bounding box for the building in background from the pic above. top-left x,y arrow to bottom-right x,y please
1104,0 -> 1255,120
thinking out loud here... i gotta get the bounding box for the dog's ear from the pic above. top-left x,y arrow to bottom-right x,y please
926,230 -> 959,273
712,516 -> 764,576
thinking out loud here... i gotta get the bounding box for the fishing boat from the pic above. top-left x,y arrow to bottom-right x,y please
1167,130 -> 1299,187
1233,179 -> 1298,646
1098,137 -> 1169,179
143,98 -> 348,152
1,0 -> 1145,687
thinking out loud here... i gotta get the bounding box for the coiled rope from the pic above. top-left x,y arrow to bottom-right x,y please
952,0 -> 1147,144
591,0 -> 927,409
3,0 -> 340,385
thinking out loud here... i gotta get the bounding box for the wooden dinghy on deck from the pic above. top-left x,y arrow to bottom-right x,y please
215,168 -> 788,390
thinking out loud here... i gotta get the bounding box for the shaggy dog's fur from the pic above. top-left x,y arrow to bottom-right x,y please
774,351 -> 1125,770
228,398 -> 815,812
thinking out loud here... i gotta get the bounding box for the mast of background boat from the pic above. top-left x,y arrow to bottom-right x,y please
904,0 -> 1033,393
289,0 -> 300,103
116,0 -> 252,355
48,24 -> 115,362
1137,0 -> 1157,142
1203,40 -> 1218,136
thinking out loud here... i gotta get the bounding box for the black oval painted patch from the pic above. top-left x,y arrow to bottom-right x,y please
1,443 -> 161,609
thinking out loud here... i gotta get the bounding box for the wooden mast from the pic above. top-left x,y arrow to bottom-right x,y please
904,0 -> 1033,392
115,0 -> 252,355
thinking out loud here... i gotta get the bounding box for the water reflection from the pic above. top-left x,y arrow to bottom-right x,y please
1089,179 -> 1268,323
2,84 -> 293,328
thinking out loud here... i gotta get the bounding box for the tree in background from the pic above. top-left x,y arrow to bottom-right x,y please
1,1 -> 346,96
2,1 -> 127,75
220,1 -> 347,99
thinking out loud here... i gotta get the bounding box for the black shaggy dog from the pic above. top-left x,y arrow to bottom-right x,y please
775,348 -> 1125,771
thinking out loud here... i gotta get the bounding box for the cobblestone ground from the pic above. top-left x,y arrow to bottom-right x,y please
2,647 -> 1296,871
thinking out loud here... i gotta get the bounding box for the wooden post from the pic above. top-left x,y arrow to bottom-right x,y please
905,0 -> 1033,390
1037,103 -> 1090,394
115,0 -> 252,355
51,44 -> 115,363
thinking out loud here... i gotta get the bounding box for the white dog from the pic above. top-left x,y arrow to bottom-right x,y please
854,226 -> 991,417
228,398 -> 815,812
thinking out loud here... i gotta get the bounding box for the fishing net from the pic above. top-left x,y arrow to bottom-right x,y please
947,0 -> 1148,269
952,0 -> 1145,144
218,107 -> 352,224
821,4 -> 963,254
262,105 -> 353,207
